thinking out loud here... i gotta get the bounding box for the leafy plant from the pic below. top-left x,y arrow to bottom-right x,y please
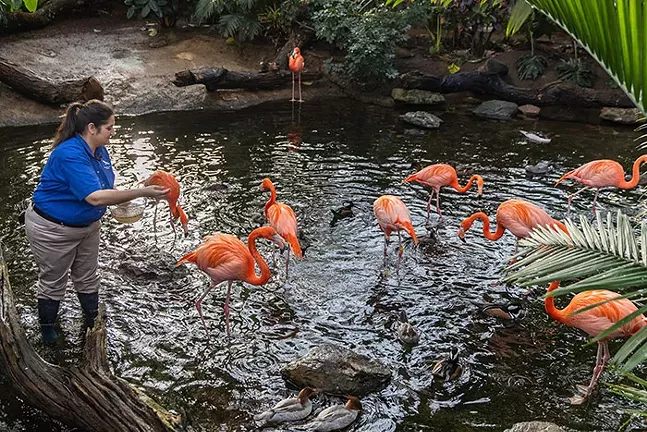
313,0 -> 410,83
556,58 -> 595,88
516,54 -> 547,80
259,1 -> 302,46
193,0 -> 264,41
0,0 -> 38,26
124,0 -> 184,26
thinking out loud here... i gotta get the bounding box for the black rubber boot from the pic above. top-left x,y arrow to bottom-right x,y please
37,298 -> 60,345
77,292 -> 99,329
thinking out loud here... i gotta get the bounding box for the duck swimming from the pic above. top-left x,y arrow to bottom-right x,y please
330,201 -> 354,227
479,301 -> 525,322
432,347 -> 462,381
301,396 -> 362,431
519,130 -> 552,144
397,310 -> 420,345
254,387 -> 318,426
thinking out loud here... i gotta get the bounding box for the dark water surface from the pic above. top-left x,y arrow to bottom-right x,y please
1,101 -> 646,431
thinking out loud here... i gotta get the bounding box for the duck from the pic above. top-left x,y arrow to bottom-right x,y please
478,301 -> 525,322
397,310 -> 420,345
300,396 -> 362,431
254,387 -> 318,426
432,347 -> 462,381
524,161 -> 552,176
519,130 -> 552,144
330,201 -> 354,227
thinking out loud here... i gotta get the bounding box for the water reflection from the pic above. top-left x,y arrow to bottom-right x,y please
0,101 -> 645,431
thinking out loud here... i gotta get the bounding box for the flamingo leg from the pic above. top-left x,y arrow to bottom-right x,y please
224,280 -> 232,337
426,190 -> 435,224
571,341 -> 609,404
397,230 -> 403,271
383,234 -> 388,258
567,186 -> 590,218
153,203 -> 158,241
435,188 -> 443,220
169,209 -> 177,241
195,281 -> 217,336
291,72 -> 296,102
592,189 -> 600,216
285,248 -> 291,280
298,72 -> 303,103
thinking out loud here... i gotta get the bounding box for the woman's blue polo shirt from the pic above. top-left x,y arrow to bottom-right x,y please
33,135 -> 115,226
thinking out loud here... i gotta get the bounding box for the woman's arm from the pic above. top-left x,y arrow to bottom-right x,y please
84,185 -> 169,207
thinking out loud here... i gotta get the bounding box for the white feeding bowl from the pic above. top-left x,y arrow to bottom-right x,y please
109,198 -> 146,224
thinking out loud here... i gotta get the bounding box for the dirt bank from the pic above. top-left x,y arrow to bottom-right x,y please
0,10 -> 341,128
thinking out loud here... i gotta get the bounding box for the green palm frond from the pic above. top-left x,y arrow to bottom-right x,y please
505,211 -> 647,371
523,0 -> 646,116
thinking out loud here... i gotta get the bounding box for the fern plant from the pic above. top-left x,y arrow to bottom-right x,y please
516,54 -> 547,80
557,58 -> 595,88
193,0 -> 264,42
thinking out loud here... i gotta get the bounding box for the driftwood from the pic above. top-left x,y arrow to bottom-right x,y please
0,0 -> 89,34
0,58 -> 104,105
0,248 -> 180,432
172,67 -> 321,91
396,70 -> 634,108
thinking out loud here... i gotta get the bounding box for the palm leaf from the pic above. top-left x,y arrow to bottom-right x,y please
505,210 -> 647,371
506,0 -> 534,37
523,0 -> 646,116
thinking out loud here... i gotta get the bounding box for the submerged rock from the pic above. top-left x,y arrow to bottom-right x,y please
400,111 -> 444,129
518,104 -> 540,117
472,100 -> 519,120
281,344 -> 391,396
391,88 -> 445,105
600,107 -> 643,125
504,421 -> 566,432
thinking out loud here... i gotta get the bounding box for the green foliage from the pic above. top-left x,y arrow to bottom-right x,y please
516,54 -> 547,80
556,58 -> 595,87
0,0 -> 38,24
259,1 -> 301,45
313,0 -> 411,83
125,0 -> 182,25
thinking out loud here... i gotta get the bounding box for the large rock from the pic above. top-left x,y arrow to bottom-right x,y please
472,100 -> 518,120
600,107 -> 643,125
504,422 -> 566,432
391,88 -> 445,105
400,111 -> 443,129
518,104 -> 540,118
485,58 -> 509,76
281,344 -> 391,396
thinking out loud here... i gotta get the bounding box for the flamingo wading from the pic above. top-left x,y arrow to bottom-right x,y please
403,163 -> 484,222
141,170 -> 189,237
176,226 -> 287,336
545,281 -> 647,404
289,47 -> 304,103
555,155 -> 647,216
373,195 -> 418,264
458,199 -> 567,251
260,178 -> 303,278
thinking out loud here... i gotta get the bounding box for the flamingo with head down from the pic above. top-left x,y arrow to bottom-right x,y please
373,195 -> 418,265
141,170 -> 189,237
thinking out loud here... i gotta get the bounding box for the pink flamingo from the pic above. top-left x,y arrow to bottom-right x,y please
403,163 -> 484,222
555,155 -> 647,216
176,226 -> 287,336
546,281 -> 647,404
289,47 -> 304,103
373,195 -> 418,264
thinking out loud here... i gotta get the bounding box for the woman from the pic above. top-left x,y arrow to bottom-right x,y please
25,99 -> 169,344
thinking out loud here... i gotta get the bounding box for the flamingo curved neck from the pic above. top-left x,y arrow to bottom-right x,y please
619,156 -> 647,189
452,175 -> 482,193
545,281 -> 566,323
467,212 -> 504,240
264,184 -> 277,214
247,233 -> 271,285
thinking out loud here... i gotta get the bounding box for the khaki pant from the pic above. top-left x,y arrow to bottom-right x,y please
25,207 -> 101,301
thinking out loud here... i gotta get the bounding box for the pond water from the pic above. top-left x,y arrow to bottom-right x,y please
1,100 -> 646,431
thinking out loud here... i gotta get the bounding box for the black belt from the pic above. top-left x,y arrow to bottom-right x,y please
33,205 -> 90,228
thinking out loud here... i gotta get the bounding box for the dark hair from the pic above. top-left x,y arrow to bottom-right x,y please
53,99 -> 114,147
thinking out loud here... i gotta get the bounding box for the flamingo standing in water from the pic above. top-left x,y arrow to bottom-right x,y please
373,195 -> 418,264
141,170 -> 189,237
545,281 -> 647,404
260,178 -> 303,278
403,163 -> 484,222
289,47 -> 304,103
176,226 -> 287,336
555,155 -> 647,216
458,199 -> 567,251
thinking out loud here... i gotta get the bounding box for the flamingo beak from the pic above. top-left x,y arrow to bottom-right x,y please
458,228 -> 466,243
273,234 -> 288,253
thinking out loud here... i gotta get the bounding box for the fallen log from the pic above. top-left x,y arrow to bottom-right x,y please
172,67 -> 322,91
0,247 -> 180,432
0,58 -> 104,105
395,70 -> 634,108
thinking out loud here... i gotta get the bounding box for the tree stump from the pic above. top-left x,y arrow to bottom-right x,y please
0,248 -> 180,432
